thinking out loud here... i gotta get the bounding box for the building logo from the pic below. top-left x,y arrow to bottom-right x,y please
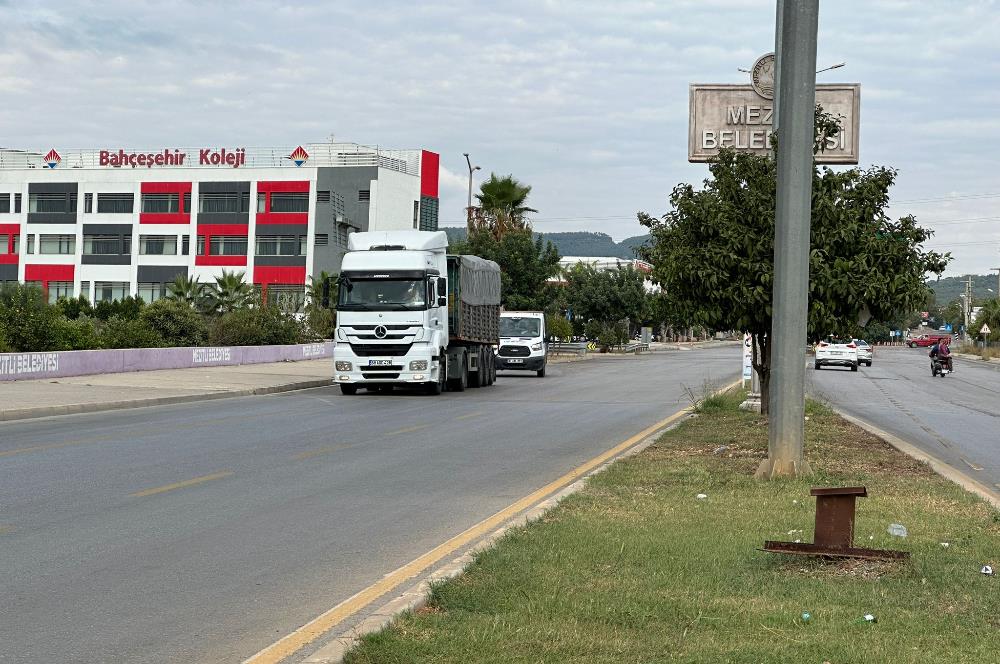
44,149 -> 61,169
751,53 -> 775,100
289,146 -> 309,167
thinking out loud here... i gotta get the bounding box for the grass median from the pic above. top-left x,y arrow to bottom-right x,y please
345,391 -> 1000,663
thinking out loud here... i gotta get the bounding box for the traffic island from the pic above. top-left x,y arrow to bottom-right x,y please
342,393 -> 1000,663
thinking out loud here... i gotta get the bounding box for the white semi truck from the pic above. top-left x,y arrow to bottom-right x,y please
332,230 -> 501,395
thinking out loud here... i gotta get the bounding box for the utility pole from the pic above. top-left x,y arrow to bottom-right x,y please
992,267 -> 1000,299
462,153 -> 480,224
757,0 -> 818,480
964,275 -> 974,342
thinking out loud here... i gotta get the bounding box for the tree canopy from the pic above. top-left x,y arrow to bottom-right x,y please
453,229 -> 561,311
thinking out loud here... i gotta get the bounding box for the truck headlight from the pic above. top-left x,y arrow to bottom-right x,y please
409,360 -> 428,371
531,342 -> 543,351
335,361 -> 352,371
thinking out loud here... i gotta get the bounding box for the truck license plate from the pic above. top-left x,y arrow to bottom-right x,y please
507,358 -> 523,364
368,359 -> 392,366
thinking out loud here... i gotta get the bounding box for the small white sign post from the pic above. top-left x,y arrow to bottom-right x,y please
981,324 -> 991,335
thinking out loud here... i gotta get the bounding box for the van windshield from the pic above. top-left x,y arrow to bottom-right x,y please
500,317 -> 541,338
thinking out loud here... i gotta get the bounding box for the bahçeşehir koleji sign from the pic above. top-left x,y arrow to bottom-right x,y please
689,52 -> 860,164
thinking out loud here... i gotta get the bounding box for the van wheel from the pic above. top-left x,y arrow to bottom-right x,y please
537,364 -> 546,377
814,362 -> 821,370
851,363 -> 859,372
340,384 -> 358,395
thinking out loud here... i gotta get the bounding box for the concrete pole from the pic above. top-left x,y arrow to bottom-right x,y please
992,268 -> 1000,300
757,0 -> 819,479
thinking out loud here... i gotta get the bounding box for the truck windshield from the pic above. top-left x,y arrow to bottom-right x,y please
338,278 -> 427,310
500,317 -> 541,338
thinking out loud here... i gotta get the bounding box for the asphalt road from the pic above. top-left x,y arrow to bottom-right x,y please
0,346 -> 739,664
809,346 -> 1000,491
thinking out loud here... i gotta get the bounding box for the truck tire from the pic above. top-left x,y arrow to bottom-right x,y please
850,363 -> 859,372
487,351 -> 496,385
340,384 -> 358,395
474,347 -> 487,387
447,350 -> 468,392
425,355 -> 446,395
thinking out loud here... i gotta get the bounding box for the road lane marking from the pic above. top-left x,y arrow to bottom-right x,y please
386,424 -> 429,436
130,471 -> 234,498
294,443 -> 359,460
243,377 -> 741,664
0,440 -> 88,458
454,412 -> 484,421
0,525 -> 14,535
961,457 -> 984,471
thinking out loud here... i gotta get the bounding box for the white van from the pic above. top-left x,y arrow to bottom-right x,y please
496,311 -> 547,377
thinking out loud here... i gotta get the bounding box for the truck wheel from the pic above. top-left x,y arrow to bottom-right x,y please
426,356 -> 446,395
447,351 -> 468,392
340,384 -> 358,395
487,352 -> 496,385
475,348 -> 488,387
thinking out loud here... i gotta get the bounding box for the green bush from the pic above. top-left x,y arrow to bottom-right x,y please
98,316 -> 164,349
305,307 -> 335,340
139,299 -> 208,347
54,316 -> 101,350
93,295 -> 145,321
545,314 -> 573,341
55,295 -> 94,320
209,305 -> 304,346
0,283 -> 73,351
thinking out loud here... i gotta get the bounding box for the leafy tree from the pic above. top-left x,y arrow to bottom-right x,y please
453,229 -> 561,311
98,315 -> 164,349
206,270 -> 254,314
976,298 -> 1000,343
93,295 -> 145,321
639,143 -> 949,414
55,295 -> 94,320
166,274 -> 210,311
138,299 -> 208,347
545,314 -> 573,341
470,173 -> 538,241
304,271 -> 337,339
0,283 -> 72,351
563,264 -> 650,333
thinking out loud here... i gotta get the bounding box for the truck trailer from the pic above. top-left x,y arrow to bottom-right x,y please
332,230 -> 501,395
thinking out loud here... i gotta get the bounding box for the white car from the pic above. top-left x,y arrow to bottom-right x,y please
853,339 -> 873,367
814,338 -> 859,371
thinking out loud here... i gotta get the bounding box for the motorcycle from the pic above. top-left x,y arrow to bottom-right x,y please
931,356 -> 953,377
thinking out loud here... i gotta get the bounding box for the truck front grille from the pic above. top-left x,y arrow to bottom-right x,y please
350,343 -> 412,357
362,372 -> 401,380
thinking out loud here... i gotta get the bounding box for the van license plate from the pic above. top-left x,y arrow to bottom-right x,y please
507,358 -> 523,364
368,360 -> 392,366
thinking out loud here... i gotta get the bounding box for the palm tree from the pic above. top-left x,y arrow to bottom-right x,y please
207,270 -> 254,314
305,271 -> 337,311
166,275 -> 208,310
472,173 -> 538,240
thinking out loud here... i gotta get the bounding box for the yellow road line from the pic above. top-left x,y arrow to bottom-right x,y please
130,471 -> 233,498
454,412 -> 484,421
294,443 -> 359,460
0,440 -> 88,458
243,378 -> 740,664
386,424 -> 429,436
961,457 -> 984,471
0,525 -> 14,535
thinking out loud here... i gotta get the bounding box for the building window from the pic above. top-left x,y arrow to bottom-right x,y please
83,234 -> 123,255
209,235 -> 248,256
255,235 -> 298,256
0,234 -> 6,254
199,191 -> 250,214
316,190 -> 330,203
142,193 -> 179,214
181,235 -> 190,255
14,193 -> 21,213
79,281 -> 91,301
270,192 -> 309,213
358,189 -> 370,202
137,282 -> 166,303
84,193 -> 93,213
94,281 -> 130,303
11,235 -> 18,254
0,193 -> 9,214
335,226 -> 349,248
47,281 -> 73,304
413,200 -> 419,229
139,235 -> 178,255
38,234 -> 76,255
123,236 -> 132,255
29,192 -> 76,214
197,235 -> 206,255
97,193 -> 134,214
267,285 -> 306,313
257,193 -> 267,213
314,233 -> 328,246
26,235 -> 34,254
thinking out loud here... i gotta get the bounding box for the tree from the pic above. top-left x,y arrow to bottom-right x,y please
562,264 -> 650,334
453,229 -> 561,311
206,270 -> 254,314
470,173 -> 538,241
639,146 -> 949,414
166,274 -> 209,311
138,299 -> 208,347
975,298 -> 1000,343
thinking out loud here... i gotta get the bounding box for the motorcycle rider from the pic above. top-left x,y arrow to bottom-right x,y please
929,337 -> 953,373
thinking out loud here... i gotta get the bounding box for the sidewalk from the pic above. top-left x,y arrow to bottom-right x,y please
0,360 -> 332,422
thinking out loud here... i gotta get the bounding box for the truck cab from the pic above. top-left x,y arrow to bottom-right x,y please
496,311 -> 547,377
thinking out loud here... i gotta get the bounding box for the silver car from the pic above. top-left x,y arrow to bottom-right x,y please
854,339 -> 873,367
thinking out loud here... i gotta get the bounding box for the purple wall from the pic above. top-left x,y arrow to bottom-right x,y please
0,342 -> 333,382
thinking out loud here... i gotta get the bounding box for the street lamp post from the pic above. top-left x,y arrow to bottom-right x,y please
462,153 -> 481,212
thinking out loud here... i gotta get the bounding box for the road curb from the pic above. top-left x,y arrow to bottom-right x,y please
832,407 -> 1000,510
289,378 -> 742,664
0,379 -> 332,423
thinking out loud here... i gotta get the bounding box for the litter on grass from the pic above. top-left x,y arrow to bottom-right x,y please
887,523 -> 908,538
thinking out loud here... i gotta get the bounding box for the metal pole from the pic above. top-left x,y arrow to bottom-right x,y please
757,0 -> 819,480
992,268 -> 1000,299
463,153 -> 474,210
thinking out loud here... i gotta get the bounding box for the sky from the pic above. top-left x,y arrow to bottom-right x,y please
1,0 -> 998,276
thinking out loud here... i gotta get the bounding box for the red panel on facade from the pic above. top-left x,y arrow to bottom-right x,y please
420,150 -> 439,198
194,223 -> 250,267
25,264 -> 74,282
196,255 -> 247,267
256,180 -> 310,225
140,181 -> 192,224
256,180 -> 310,193
253,265 -> 306,286
196,224 -> 250,236
0,223 -> 19,263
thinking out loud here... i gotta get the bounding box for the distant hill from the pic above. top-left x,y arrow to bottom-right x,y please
441,227 -> 650,260
928,274 -> 998,306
